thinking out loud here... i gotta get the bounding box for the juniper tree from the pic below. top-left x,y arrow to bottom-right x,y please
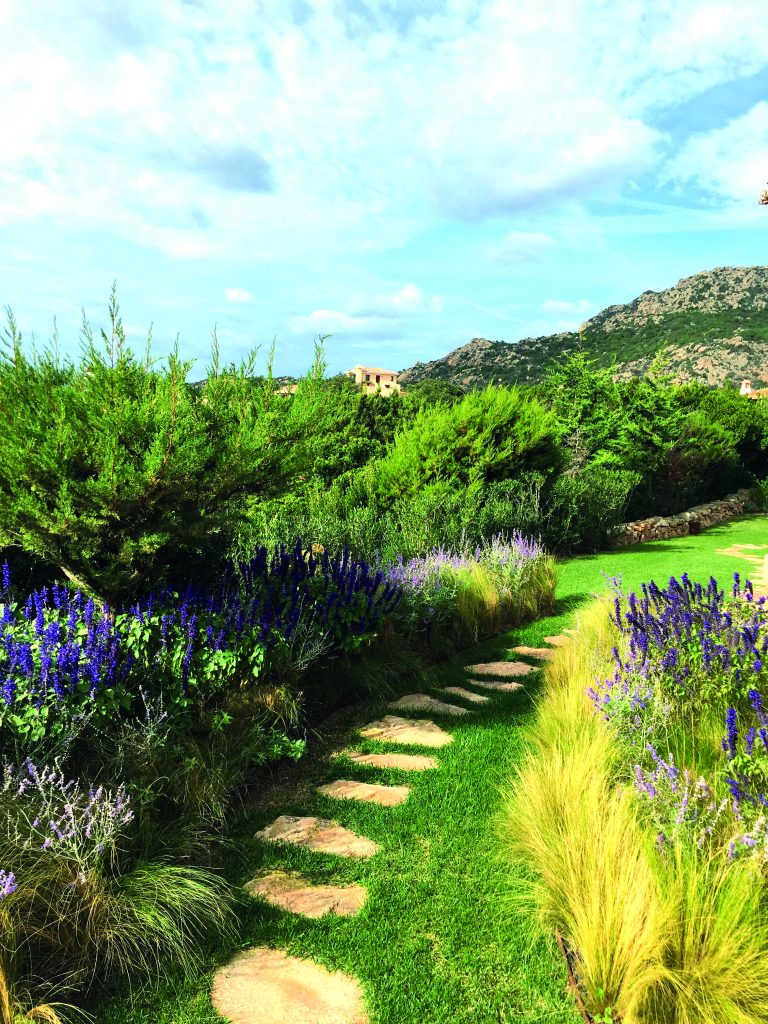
0,289 -> 329,603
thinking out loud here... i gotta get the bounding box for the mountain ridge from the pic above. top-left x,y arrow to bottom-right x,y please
399,266 -> 768,390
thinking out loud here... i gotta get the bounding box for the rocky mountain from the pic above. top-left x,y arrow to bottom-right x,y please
399,266 -> 768,390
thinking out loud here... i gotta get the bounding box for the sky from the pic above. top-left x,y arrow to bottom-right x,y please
1,0 -> 768,378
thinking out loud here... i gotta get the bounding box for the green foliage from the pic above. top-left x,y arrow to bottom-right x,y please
0,292 -> 331,604
355,386 -> 562,510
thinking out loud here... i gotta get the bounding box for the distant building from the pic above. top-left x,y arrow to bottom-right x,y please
740,379 -> 768,400
277,382 -> 299,396
345,365 -> 401,395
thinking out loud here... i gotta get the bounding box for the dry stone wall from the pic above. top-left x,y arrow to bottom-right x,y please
612,489 -> 758,547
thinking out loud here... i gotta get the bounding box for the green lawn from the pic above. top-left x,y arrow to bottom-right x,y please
95,515 -> 768,1024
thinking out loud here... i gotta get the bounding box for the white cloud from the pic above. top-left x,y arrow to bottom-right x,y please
224,287 -> 254,303
540,298 -> 592,315
289,308 -> 405,340
350,284 -> 443,316
662,101 -> 768,203
3,0 -> 767,259
489,230 -> 556,264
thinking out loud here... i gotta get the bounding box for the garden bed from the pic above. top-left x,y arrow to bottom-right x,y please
504,573 -> 768,1024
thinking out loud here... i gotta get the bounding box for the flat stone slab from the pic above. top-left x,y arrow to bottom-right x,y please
467,678 -> 523,693
255,816 -> 379,858
512,645 -> 555,661
359,715 -> 453,748
333,750 -> 438,771
441,686 -> 490,704
464,660 -> 536,677
317,779 -> 410,806
389,693 -> 469,717
543,634 -> 571,647
246,871 -> 367,918
211,946 -> 368,1024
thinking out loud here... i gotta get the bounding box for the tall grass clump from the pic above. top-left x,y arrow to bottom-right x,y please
503,579 -> 768,1023
501,601 -> 667,1022
386,533 -> 555,653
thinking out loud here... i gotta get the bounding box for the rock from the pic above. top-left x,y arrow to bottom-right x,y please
467,679 -> 523,693
543,635 -> 571,647
359,715 -> 453,748
255,816 -> 380,858
211,947 -> 368,1024
246,872 -> 367,918
441,686 -> 491,704
511,645 -> 555,661
317,779 -> 410,806
464,661 -> 536,677
389,694 -> 469,716
332,750 -> 438,771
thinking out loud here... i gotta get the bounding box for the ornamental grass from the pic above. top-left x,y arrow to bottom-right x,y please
502,590 -> 768,1023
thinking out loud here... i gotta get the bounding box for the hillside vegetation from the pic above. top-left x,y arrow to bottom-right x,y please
400,265 -> 768,390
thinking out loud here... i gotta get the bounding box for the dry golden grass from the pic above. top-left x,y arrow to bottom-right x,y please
500,597 -> 768,1023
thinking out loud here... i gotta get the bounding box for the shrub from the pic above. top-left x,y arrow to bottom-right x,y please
386,533 -> 555,652
0,759 -> 235,994
0,546 -> 402,745
504,587 -> 768,1023
0,295 -> 333,604
356,386 -> 562,511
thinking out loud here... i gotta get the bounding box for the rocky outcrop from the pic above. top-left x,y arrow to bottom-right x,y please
611,489 -> 758,547
399,266 -> 768,391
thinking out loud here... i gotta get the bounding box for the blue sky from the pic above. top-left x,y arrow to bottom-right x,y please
1,0 -> 767,378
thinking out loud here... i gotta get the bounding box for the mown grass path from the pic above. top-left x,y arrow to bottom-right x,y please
97,515 -> 768,1024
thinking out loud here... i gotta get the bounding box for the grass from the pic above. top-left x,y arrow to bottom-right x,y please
95,637 -> 579,1024
94,514 -> 768,1023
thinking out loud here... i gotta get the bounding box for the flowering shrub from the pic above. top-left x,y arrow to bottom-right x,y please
1,759 -> 134,874
385,532 -> 554,644
588,572 -> 768,868
0,545 -> 401,742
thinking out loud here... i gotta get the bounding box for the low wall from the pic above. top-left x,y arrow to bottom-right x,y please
612,489 -> 758,547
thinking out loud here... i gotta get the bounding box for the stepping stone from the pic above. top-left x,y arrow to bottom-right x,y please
333,750 -> 438,771
359,715 -> 453,748
246,871 -> 367,918
211,946 -> 368,1024
512,645 -> 555,661
464,661 -> 536,677
468,678 -> 523,693
255,815 -> 379,858
441,686 -> 490,704
318,779 -> 410,806
389,693 -> 469,716
543,634 -> 571,647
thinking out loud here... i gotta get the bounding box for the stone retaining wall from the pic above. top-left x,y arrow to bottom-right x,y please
612,489 -> 758,547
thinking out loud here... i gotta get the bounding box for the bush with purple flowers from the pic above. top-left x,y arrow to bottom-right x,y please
0,544 -> 401,744
385,532 -> 555,647
588,572 -> 768,867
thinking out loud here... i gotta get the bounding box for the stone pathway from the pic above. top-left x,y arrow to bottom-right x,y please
255,815 -> 380,858
212,947 -> 368,1024
246,871 -> 367,918
359,714 -> 453,747
333,749 -> 438,770
389,693 -> 469,716
464,660 -> 536,677
511,645 -> 555,661
441,685 -> 490,704
317,779 -> 411,806
543,634 -> 571,647
467,678 -> 523,693
212,664 -> 524,1021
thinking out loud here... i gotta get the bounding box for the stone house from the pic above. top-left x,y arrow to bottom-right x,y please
345,365 -> 401,395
